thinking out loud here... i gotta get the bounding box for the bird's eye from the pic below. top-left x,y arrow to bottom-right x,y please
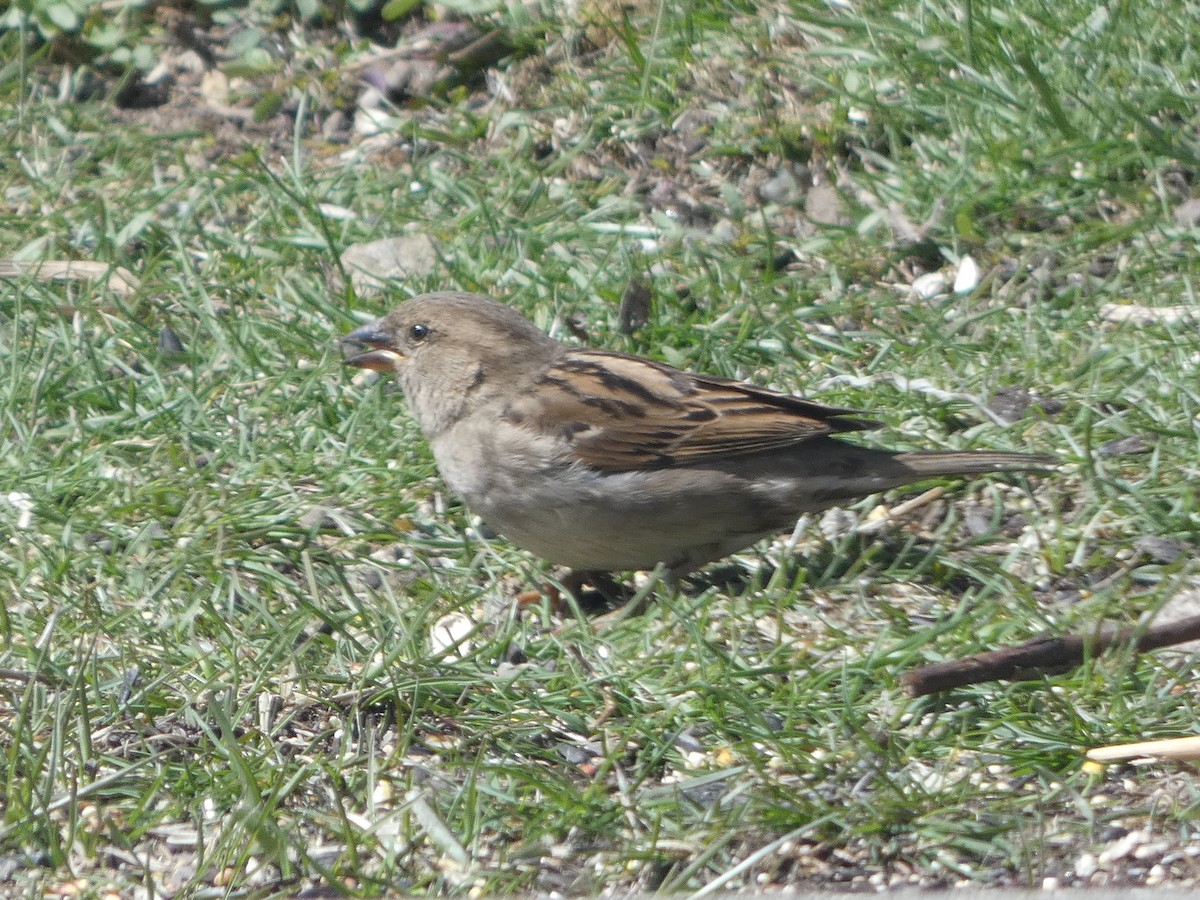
409,323 -> 430,342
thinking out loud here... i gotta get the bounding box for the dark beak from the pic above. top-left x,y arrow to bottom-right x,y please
342,321 -> 405,372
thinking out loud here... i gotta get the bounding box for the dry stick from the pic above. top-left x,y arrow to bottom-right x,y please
1088,735 -> 1200,763
901,613 -> 1200,697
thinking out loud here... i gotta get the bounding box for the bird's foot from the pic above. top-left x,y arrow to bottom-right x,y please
516,570 -> 629,622
563,566 -> 671,632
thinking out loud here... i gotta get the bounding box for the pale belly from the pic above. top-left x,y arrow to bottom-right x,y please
430,429 -> 795,572
469,470 -> 779,571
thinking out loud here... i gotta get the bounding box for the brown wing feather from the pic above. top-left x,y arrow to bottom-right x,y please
504,349 -> 877,472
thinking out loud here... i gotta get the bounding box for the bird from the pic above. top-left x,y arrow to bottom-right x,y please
342,291 -> 1055,589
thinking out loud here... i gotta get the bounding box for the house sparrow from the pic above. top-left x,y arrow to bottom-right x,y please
343,292 -> 1055,581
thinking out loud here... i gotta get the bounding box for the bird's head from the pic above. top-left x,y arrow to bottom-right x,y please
342,291 -> 558,436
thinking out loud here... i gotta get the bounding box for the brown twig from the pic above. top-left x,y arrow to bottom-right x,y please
901,613 -> 1200,697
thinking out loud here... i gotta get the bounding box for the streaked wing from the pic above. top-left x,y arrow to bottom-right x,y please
502,349 -> 878,471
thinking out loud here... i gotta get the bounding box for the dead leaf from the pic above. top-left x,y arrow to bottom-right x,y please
618,277 -> 652,334
0,260 -> 140,297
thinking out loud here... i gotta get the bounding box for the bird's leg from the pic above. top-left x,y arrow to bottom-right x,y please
516,570 -> 625,617
582,564 -> 672,632
562,570 -> 629,609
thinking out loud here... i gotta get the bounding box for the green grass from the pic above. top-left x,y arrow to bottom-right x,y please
2,0 -> 1200,895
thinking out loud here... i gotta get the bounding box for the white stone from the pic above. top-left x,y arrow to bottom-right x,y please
911,271 -> 947,300
953,255 -> 980,293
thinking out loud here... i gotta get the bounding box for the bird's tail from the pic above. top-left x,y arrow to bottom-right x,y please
892,450 -> 1058,478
